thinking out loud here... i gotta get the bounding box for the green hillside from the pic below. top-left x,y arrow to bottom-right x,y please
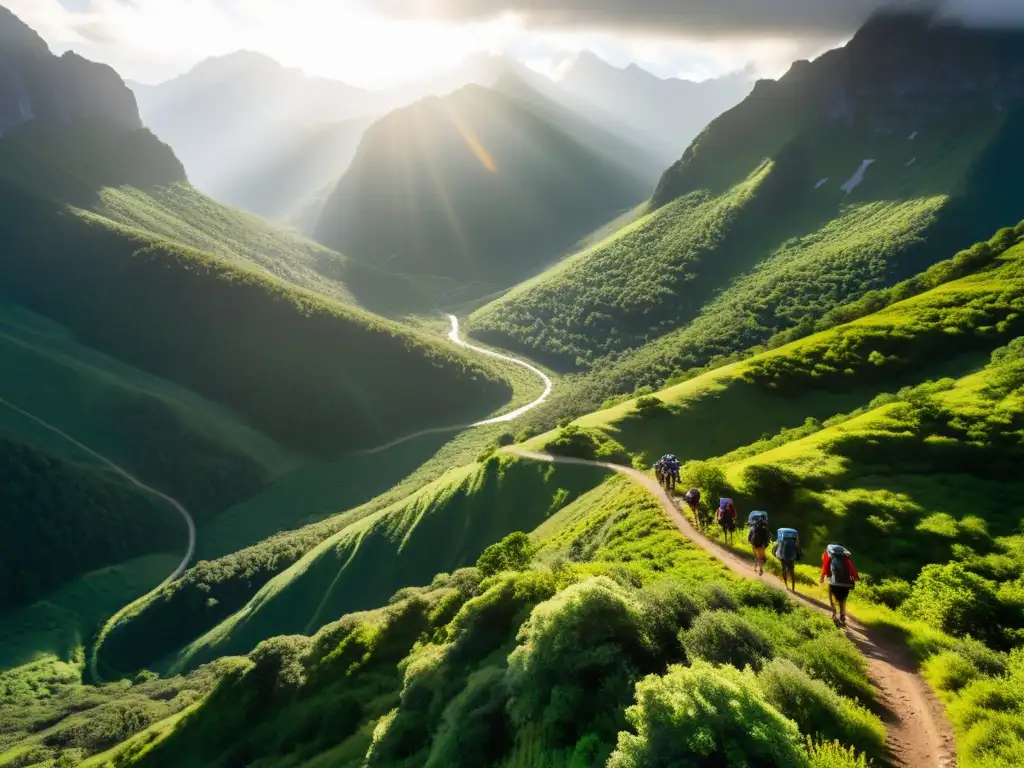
95,458 -> 607,678
315,84 -> 652,291
0,132 -> 511,455
0,436 -> 180,615
469,17 -> 1024,418
0,300 -> 295,515
510,224 -> 1024,767
19,473 -> 882,768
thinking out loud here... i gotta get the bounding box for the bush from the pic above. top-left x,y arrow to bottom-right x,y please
506,577 -> 658,746
741,464 -> 800,509
544,425 -> 631,465
859,577 -> 912,610
682,610 -> 775,671
788,634 -> 874,704
476,532 -> 537,577
902,563 -> 1004,644
634,395 -> 668,417
758,659 -> 885,758
926,651 -> 982,694
496,431 -> 516,447
696,583 -> 739,612
804,739 -> 872,768
637,580 -> 702,659
424,667 -> 511,768
606,662 -> 809,768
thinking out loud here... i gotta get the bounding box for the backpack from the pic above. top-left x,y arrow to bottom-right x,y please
828,545 -> 854,586
748,517 -> 770,546
717,498 -> 734,523
775,528 -> 801,561
684,488 -> 700,507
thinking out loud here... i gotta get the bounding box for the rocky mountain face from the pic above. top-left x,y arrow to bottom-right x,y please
0,6 -> 142,138
654,11 -> 1024,205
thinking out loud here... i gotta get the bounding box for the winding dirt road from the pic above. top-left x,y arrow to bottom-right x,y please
358,315 -> 553,455
506,449 -> 958,768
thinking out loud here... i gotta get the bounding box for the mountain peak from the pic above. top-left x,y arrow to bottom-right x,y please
0,5 -> 49,54
189,50 -> 284,79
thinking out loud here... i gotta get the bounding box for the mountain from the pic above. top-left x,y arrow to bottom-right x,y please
469,11 -> 1024,414
0,6 -> 140,136
556,50 -> 753,162
314,83 -> 653,289
130,51 -> 375,219
0,6 -> 512,459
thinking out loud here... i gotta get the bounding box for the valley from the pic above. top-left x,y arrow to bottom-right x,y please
2,5 -> 1024,768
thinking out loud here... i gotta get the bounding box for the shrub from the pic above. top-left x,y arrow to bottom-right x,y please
804,739 -> 872,768
902,563 -> 1004,644
733,580 -> 790,613
247,635 -> 312,697
634,395 -> 668,417
446,571 -> 557,664
926,651 -> 982,694
758,659 -> 885,758
638,580 -> 702,659
506,577 -> 658,746
679,461 -> 729,504
476,532 -> 537,577
543,425 -> 631,465
682,610 -> 775,671
740,464 -> 800,509
496,431 -> 516,447
606,662 -> 809,768
788,634 -> 874,704
696,583 -> 739,612
859,577 -> 912,610
424,667 -> 511,768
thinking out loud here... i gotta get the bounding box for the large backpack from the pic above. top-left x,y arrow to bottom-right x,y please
775,528 -> 801,561
827,544 -> 854,586
747,512 -> 770,545
717,498 -> 734,523
684,488 -> 700,507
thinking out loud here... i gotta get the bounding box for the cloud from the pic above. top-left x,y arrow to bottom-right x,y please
361,0 -> 1024,38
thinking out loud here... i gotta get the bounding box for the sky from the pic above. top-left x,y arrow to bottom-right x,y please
6,0 -> 1023,89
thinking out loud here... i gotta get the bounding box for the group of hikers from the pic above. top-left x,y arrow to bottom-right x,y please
654,456 -> 859,626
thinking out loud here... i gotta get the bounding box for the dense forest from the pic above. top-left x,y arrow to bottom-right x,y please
0,436 -> 179,612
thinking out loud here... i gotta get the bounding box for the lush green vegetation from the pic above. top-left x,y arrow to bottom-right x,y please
54,474 -> 879,768
0,436 -> 180,614
0,653 -> 232,768
504,230 -> 1024,767
315,84 -> 650,288
97,458 -> 607,679
0,172 -> 510,455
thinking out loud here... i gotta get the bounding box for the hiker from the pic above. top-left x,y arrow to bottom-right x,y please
653,458 -> 665,486
682,487 -> 701,528
663,456 -> 679,493
773,527 -> 803,591
819,544 -> 858,626
717,498 -> 737,543
747,511 -> 771,576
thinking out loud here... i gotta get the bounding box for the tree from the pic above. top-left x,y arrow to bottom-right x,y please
476,532 -> 536,577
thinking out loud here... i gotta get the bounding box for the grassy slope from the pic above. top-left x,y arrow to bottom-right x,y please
73,473 -> 878,768
101,459 -> 607,677
518,229 -> 1024,462
470,116 -> 1004,375
510,235 -> 1024,767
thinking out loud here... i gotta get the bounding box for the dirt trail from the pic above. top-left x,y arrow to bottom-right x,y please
507,449 -> 957,768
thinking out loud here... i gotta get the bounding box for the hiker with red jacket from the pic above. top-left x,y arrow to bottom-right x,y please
819,544 -> 858,626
